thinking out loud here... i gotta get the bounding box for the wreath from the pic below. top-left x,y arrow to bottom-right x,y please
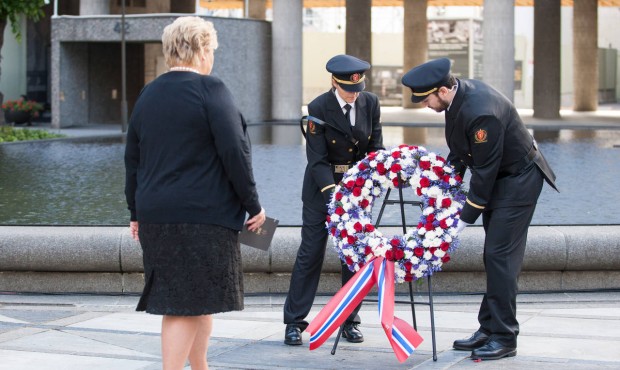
326,145 -> 466,283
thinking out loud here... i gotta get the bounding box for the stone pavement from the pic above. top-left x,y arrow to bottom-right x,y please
0,291 -> 619,369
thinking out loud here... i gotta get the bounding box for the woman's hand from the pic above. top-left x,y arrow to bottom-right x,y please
245,208 -> 266,232
129,221 -> 139,241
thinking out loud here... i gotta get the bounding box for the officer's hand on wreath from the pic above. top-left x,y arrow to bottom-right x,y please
456,219 -> 470,234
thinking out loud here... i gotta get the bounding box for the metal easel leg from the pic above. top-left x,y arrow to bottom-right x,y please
427,276 -> 437,361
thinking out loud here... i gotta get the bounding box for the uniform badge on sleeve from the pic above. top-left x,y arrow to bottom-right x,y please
474,129 -> 488,143
308,121 -> 316,135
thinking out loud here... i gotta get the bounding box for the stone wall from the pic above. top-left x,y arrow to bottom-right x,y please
1,225 -> 619,295
51,14 -> 272,128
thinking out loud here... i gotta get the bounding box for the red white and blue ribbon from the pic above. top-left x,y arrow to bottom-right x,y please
307,257 -> 424,363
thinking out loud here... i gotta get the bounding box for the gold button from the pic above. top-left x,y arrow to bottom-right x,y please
348,148 -> 353,152
368,135 -> 371,140
332,140 -> 336,144
468,154 -> 472,157
347,160 -> 352,164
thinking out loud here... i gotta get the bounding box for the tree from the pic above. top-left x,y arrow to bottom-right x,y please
0,0 -> 45,124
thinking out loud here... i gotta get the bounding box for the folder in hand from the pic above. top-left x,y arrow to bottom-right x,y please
239,216 -> 279,251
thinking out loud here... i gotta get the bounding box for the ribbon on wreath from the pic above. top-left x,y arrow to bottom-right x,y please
307,257 -> 424,363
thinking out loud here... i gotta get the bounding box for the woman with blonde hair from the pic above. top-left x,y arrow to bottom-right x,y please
125,16 -> 265,370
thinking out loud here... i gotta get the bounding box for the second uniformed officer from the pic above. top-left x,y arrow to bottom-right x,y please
283,54 -> 384,346
402,58 -> 558,361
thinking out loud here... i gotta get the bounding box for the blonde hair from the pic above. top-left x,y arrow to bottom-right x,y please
162,16 -> 218,68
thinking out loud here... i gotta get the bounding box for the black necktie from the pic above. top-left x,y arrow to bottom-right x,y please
344,104 -> 352,124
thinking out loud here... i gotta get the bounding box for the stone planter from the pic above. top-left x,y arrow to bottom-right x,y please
4,110 -> 33,126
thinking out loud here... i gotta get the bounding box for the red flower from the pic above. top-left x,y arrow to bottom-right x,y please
441,198 -> 452,208
390,238 -> 401,247
340,229 -> 348,238
354,222 -> 363,232
331,227 -> 336,236
426,214 -> 435,222
335,192 -> 343,201
416,187 -> 422,196
345,180 -> 355,190
390,163 -> 402,173
391,151 -> 401,159
437,155 -> 446,162
358,162 -> 367,170
440,242 -> 450,251
442,175 -> 451,183
385,249 -> 394,260
404,261 -> 413,271
365,246 -> 373,256
455,174 -> 462,182
419,160 -> 431,170
377,163 -> 387,175
360,199 -> 370,208
425,222 -> 434,231
364,224 -> 375,232
345,256 -> 354,265
404,274 -> 413,282
393,248 -> 405,260
335,207 -> 345,216
326,215 -> 331,223
392,177 -> 400,187
417,222 -> 423,229
414,247 -> 424,257
439,219 -> 449,229
433,166 -> 444,176
419,177 -> 430,187
368,151 -> 377,159
347,235 -> 356,244
355,177 -> 365,187
428,198 -> 436,207
430,247 -> 437,255
442,255 -> 451,263
352,187 -> 362,197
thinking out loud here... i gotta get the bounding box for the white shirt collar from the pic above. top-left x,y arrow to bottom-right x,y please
333,89 -> 354,110
447,81 -> 459,111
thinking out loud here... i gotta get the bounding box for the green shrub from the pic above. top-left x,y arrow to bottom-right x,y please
0,126 -> 65,142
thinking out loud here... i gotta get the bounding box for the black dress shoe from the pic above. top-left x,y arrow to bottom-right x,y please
284,324 -> 302,346
342,323 -> 364,343
471,339 -> 516,360
453,330 -> 490,350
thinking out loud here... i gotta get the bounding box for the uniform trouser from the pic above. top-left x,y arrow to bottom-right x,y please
283,204 -> 361,331
476,202 -> 539,347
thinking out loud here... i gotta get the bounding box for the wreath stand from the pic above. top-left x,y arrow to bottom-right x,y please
330,175 -> 438,361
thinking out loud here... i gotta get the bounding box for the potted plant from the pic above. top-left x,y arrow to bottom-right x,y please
1,97 -> 44,126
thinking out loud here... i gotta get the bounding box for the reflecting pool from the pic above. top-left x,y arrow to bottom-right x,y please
0,126 -> 618,226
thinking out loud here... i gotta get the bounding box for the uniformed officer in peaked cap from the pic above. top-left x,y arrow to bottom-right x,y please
283,54 -> 384,346
402,58 -> 558,361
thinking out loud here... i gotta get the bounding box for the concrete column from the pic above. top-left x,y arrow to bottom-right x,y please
533,0 -> 561,119
79,0 -> 110,15
271,0 -> 302,121
247,0 -> 267,20
482,0 -> 514,101
345,0 -> 372,89
573,0 -> 598,111
402,0 -> 428,109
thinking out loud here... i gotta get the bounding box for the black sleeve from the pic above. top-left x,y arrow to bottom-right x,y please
367,94 -> 384,152
204,79 -> 262,218
306,101 -> 337,199
460,115 -> 504,223
124,118 -> 140,222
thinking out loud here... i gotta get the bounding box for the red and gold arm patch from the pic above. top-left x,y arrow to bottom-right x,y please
474,129 -> 488,143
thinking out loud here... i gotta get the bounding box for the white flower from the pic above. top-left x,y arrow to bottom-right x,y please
423,251 -> 432,260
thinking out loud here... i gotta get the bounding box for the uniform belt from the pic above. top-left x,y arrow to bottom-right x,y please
332,164 -> 352,174
498,143 -> 537,178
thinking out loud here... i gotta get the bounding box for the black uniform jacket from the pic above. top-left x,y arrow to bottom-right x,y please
302,89 -> 384,211
445,79 -> 557,224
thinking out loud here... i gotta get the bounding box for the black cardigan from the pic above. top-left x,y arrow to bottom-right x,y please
124,71 -> 261,231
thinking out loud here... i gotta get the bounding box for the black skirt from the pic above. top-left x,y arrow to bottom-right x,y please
136,223 -> 243,315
